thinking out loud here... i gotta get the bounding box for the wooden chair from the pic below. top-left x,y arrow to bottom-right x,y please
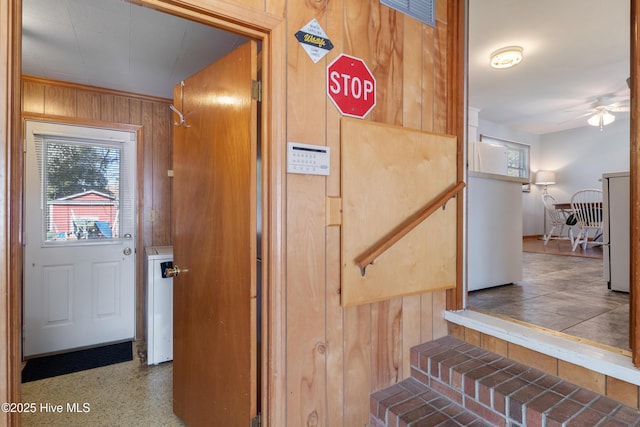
542,194 -> 574,246
570,189 -> 603,251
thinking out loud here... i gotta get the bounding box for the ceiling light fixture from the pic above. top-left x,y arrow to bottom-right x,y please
490,46 -> 523,69
587,109 -> 615,131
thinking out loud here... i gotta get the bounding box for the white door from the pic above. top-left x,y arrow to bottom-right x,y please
23,120 -> 136,357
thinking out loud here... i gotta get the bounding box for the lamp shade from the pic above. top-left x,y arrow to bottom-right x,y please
535,171 -> 556,185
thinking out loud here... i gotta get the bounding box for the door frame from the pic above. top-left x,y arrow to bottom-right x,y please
22,116 -> 141,358
456,0 -> 640,365
2,0 -> 287,426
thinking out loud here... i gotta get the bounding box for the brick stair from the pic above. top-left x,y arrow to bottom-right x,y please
370,336 -> 640,427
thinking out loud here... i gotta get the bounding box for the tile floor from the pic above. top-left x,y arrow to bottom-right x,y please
21,351 -> 183,426
468,247 -> 630,351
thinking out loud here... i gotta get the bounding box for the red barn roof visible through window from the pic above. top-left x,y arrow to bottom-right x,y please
47,190 -> 117,240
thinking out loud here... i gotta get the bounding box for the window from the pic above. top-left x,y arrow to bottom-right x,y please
35,136 -> 128,243
480,135 -> 530,180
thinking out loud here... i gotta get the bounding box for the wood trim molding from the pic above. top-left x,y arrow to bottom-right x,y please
447,0 -> 466,311
22,75 -> 173,104
630,0 -> 639,367
21,113 -> 144,132
131,2 -> 287,425
130,0 -> 282,38
5,0 -> 22,425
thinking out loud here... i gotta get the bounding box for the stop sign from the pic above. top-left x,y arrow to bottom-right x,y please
327,54 -> 376,119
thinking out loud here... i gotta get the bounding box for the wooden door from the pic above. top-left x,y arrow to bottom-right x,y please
172,41 -> 258,426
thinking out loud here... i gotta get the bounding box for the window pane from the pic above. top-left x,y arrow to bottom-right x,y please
44,139 -> 121,242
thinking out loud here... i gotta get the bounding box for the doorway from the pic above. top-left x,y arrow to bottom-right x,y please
465,0 -> 632,352
23,120 -> 137,357
11,0 -> 283,424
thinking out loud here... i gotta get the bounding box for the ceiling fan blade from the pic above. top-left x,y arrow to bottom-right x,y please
558,111 -> 593,124
571,111 -> 593,119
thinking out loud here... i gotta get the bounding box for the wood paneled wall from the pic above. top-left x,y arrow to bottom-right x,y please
279,0 -> 459,425
18,0 -> 461,424
21,75 -> 173,339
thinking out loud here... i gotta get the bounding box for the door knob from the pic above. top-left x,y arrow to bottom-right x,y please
123,247 -> 132,256
165,265 -> 189,277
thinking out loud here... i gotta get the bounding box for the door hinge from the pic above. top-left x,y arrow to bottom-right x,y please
251,80 -> 262,102
251,414 -> 261,427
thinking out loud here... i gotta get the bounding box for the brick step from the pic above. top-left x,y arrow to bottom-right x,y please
370,336 -> 640,427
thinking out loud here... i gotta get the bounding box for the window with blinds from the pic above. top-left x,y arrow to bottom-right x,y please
380,0 -> 435,28
35,135 -> 131,243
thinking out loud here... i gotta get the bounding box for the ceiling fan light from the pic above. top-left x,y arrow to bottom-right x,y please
587,113 -> 601,127
587,110 -> 616,129
490,46 -> 523,69
602,111 -> 615,125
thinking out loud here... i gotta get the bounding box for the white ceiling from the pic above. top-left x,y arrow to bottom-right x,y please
469,0 -> 630,135
22,0 -> 630,135
22,0 -> 248,100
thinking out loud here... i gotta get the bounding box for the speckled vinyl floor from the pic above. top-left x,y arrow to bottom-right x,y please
21,350 -> 184,427
468,248 -> 630,351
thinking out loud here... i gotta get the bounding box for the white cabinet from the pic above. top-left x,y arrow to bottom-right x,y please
145,246 -> 173,365
467,173 -> 524,291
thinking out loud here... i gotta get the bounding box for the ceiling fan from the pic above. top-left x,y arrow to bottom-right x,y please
587,99 -> 630,130
567,94 -> 630,131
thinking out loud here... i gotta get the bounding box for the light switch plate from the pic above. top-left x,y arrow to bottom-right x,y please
287,142 -> 330,176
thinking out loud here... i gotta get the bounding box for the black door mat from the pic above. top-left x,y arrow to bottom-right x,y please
21,341 -> 133,383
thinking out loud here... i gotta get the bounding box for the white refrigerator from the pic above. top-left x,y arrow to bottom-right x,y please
602,172 -> 629,292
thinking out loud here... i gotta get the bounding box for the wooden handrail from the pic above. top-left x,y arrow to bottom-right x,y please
354,181 -> 466,276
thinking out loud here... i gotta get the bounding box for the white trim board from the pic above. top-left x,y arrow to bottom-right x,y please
445,310 -> 640,386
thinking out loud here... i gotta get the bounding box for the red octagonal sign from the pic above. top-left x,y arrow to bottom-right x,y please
327,53 -> 376,119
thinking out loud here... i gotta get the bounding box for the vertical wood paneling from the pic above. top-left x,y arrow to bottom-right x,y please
114,96 -> 130,124
151,102 -> 172,245
324,0 -> 346,424
370,5 -> 403,125
265,0 -> 285,17
421,292 -> 435,343
76,90 -> 101,120
43,85 -> 76,116
432,290 -> 449,338
285,0 -> 328,425
433,19 -> 448,133
421,24 -> 436,132
343,304 -> 372,425
140,100 -> 155,250
371,299 -> 402,391
100,94 -> 114,122
22,80 -> 44,114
